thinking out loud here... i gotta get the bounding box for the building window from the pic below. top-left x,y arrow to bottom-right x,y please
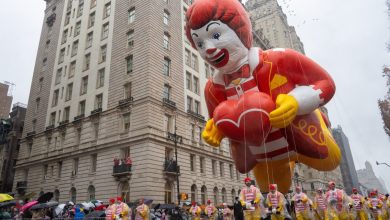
103,2 -> 111,18
123,113 -> 130,131
163,33 -> 170,49
220,162 -> 224,177
190,154 -> 195,172
95,94 -> 103,109
35,98 -> 40,113
101,22 -> 109,39
77,2 -> 84,17
27,143 -> 32,157
52,90 -> 59,107
200,157 -> 205,173
42,58 -> 47,68
86,31 -> 93,48
185,49 -> 191,66
191,53 -> 198,71
164,114 -> 173,133
222,188 -> 227,203
99,45 -> 107,63
231,189 -> 236,202
165,183 -> 173,204
39,78 -> 44,92
205,63 -> 210,78
88,12 -> 95,28
163,10 -> 170,25
128,8 -> 135,23
93,122 -> 99,139
76,128 -> 82,145
50,112 -> 56,126
61,29 -> 68,44
80,76 -> 88,95
59,48 -> 65,64
186,72 -> 192,90
78,100 -> 85,116
72,158 -> 79,176
198,126 -> 203,144
70,187 -> 77,203
124,82 -> 132,99
194,100 -> 200,114
163,57 -> 170,76
97,68 -> 105,88
71,40 -> 78,57
88,185 -> 95,200
58,161 -> 63,178
55,68 -> 62,85
63,106 -> 70,121
90,0 -> 97,8
212,160 -> 216,176
65,83 -> 73,101
54,189 -> 60,201
43,164 -> 48,180
69,61 -> 76,78
213,187 -> 219,204
127,30 -> 134,48
64,12 -> 71,26
191,184 -> 197,202
163,84 -> 171,100
126,55 -> 133,73
91,154 -> 97,173
193,76 -> 199,94
190,124 -> 195,141
84,53 -> 91,70
201,186 -> 207,205
74,21 -> 81,37
120,182 -> 130,203
187,96 -> 192,111
229,164 -> 233,179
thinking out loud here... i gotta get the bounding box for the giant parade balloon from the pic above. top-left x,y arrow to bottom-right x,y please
185,0 -> 341,193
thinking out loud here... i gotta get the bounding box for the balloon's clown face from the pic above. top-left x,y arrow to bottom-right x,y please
190,20 -> 248,73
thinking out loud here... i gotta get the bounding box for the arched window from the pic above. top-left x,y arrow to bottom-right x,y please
54,189 -> 60,202
238,189 -> 241,197
70,187 -> 77,203
221,188 -> 227,203
231,189 -> 236,203
119,181 -> 130,203
213,187 -> 219,204
39,191 -> 44,196
201,185 -> 207,205
88,185 -> 95,200
165,182 -> 173,204
191,184 -> 197,202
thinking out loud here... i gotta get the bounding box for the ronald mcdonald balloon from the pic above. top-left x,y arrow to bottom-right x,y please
185,0 -> 341,193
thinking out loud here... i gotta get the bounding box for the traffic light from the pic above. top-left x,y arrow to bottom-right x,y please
180,193 -> 188,201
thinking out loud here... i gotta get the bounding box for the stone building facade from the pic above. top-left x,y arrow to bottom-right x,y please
0,103 -> 26,193
0,83 -> 13,119
357,161 -> 388,194
14,0 -> 271,204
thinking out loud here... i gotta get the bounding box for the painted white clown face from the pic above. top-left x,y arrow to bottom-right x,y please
191,20 -> 248,74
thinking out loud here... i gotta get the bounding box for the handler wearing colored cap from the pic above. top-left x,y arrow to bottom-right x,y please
135,198 -> 149,220
239,177 -> 263,220
105,198 -> 116,220
189,201 -> 201,220
350,188 -> 368,220
205,199 -> 217,219
292,186 -> 310,220
115,197 -> 131,220
266,184 -> 285,220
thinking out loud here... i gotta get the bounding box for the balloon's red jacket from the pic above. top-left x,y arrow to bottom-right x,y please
204,48 -> 336,172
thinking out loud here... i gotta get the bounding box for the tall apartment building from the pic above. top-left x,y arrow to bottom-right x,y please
0,83 -> 13,119
332,126 -> 360,194
0,103 -> 26,193
357,161 -> 387,194
13,0 -> 273,204
246,0 -> 304,53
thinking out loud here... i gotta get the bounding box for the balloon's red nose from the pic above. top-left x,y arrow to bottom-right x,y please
206,48 -> 217,54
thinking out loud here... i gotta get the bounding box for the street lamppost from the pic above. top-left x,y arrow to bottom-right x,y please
167,116 -> 183,205
376,161 -> 390,168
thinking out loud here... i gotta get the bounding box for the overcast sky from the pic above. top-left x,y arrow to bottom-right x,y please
1,0 -> 390,191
